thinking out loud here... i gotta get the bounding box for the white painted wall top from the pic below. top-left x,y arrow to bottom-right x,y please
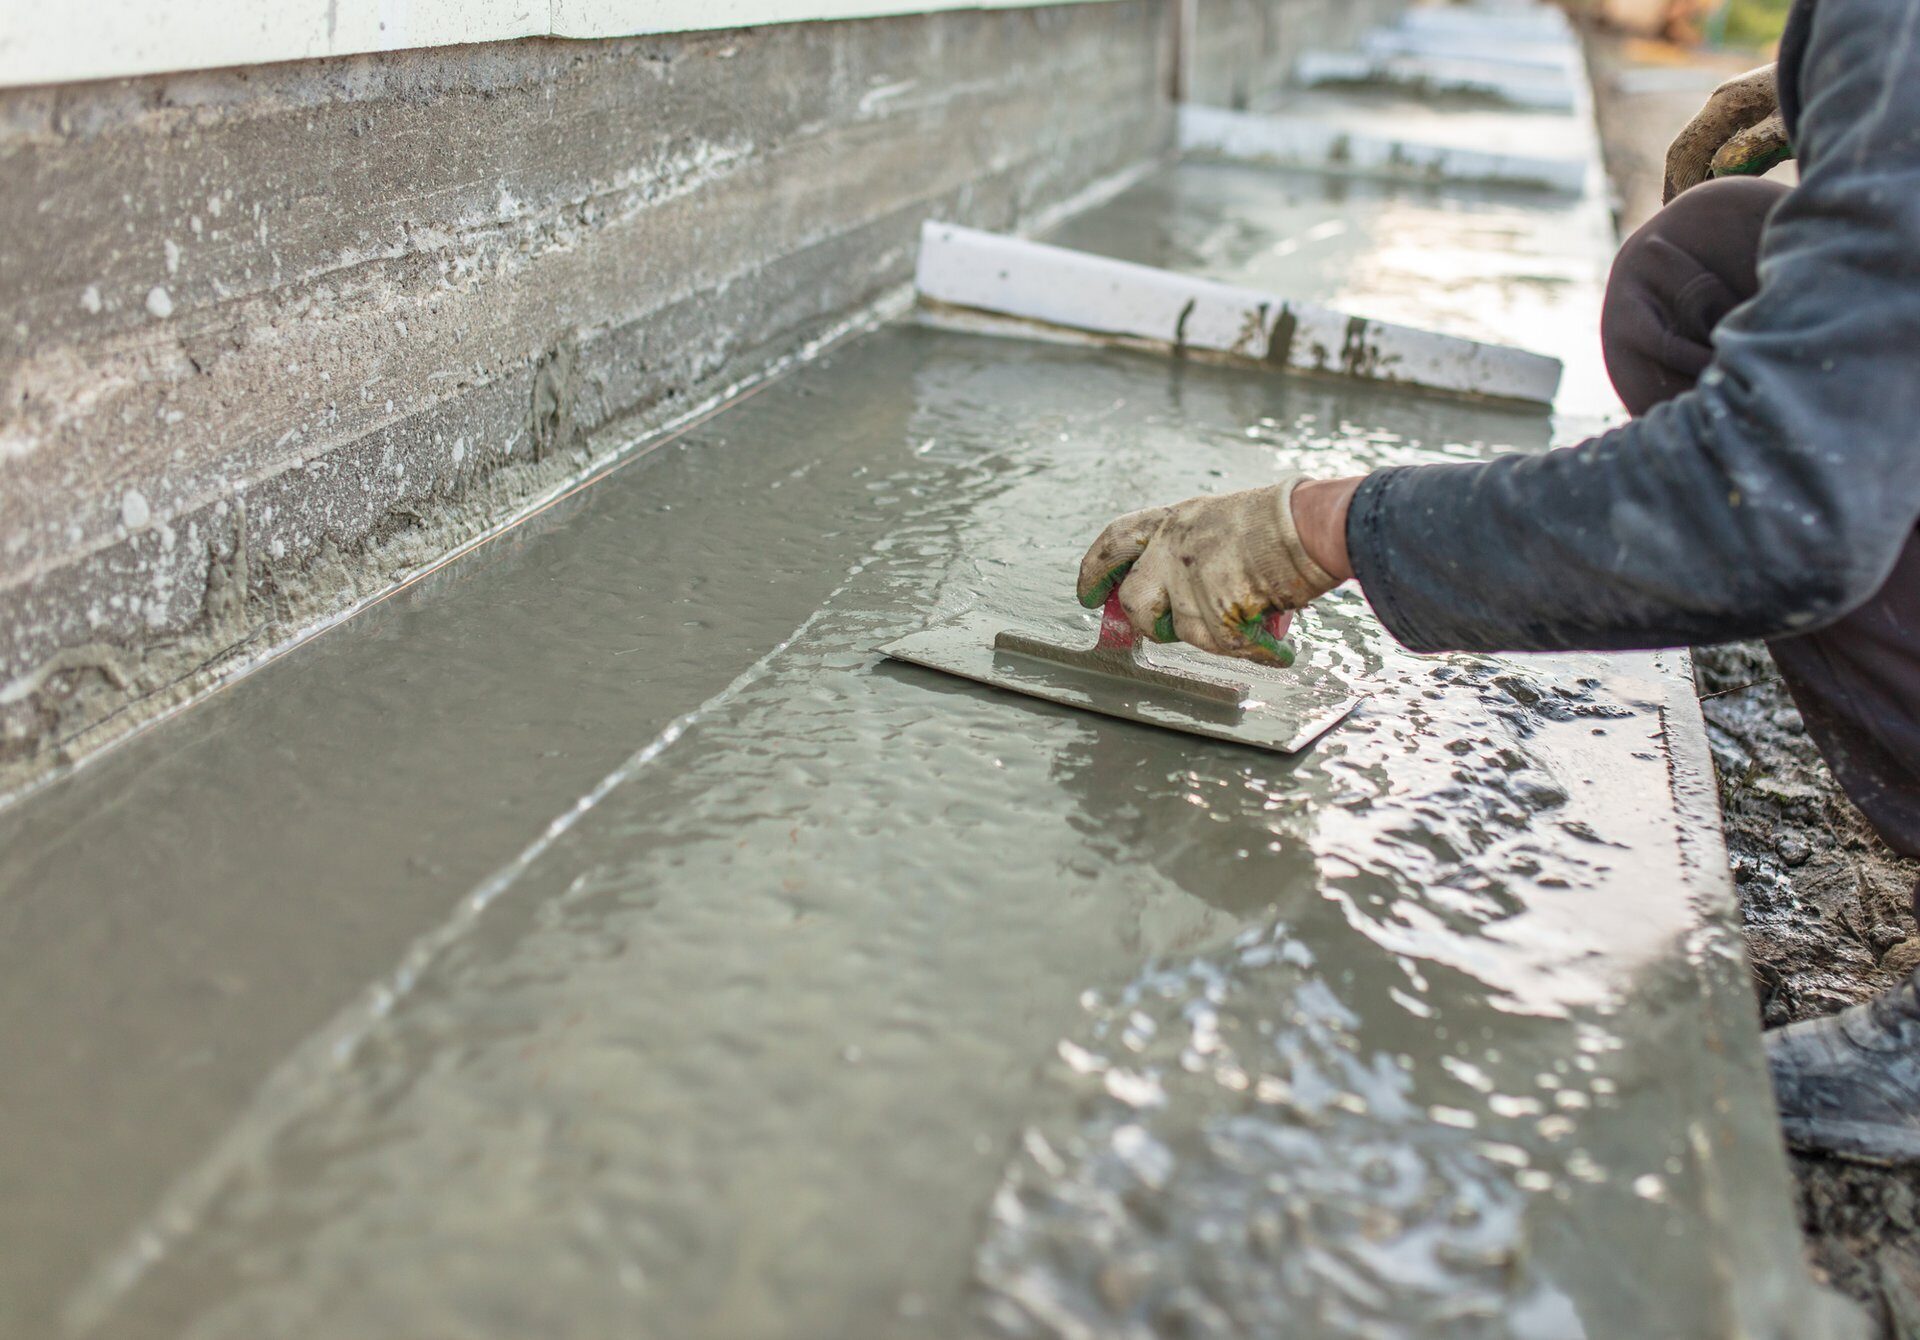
0,0 -> 1119,88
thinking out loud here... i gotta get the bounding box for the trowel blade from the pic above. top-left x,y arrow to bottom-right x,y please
878,613 -> 1363,754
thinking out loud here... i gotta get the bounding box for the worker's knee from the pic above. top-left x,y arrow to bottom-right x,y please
1612,177 -> 1787,313
1643,174 -> 1791,246
1601,176 -> 1792,415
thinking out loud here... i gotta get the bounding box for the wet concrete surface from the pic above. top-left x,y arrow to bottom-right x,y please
0,324 -> 1853,1337
0,358 -> 919,1336
0,40 -> 1863,1339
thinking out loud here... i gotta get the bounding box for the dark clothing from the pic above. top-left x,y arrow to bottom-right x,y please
1600,178 -> 1782,417
1347,0 -> 1920,652
1603,178 -> 1920,861
1778,0 -> 1813,142
1343,0 -> 1920,857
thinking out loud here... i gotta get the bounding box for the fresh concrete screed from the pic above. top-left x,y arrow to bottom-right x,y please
0,5 -> 1873,1337
0,0 -> 1397,796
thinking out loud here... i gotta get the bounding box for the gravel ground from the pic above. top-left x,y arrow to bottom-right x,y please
1585,28 -> 1920,1334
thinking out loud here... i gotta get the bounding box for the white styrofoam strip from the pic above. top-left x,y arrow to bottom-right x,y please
1294,50 -> 1579,112
0,0 -> 1122,89
914,222 -> 1563,405
1177,104 -> 1587,194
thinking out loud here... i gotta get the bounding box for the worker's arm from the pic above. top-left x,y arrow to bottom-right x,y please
1338,0 -> 1920,655
1081,0 -> 1918,658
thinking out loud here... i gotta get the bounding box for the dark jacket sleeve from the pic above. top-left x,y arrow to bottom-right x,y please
1346,0 -> 1920,655
1777,0 -> 1814,141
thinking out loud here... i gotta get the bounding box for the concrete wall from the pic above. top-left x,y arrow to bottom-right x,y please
0,0 -> 1384,792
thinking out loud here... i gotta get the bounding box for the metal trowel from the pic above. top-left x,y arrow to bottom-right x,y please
879,586 -> 1363,754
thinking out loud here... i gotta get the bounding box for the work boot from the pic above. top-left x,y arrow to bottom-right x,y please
1767,969 -> 1920,1165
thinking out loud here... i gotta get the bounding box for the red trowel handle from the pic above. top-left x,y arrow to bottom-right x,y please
1097,587 -> 1294,665
1089,565 -> 1293,664
1096,590 -> 1138,650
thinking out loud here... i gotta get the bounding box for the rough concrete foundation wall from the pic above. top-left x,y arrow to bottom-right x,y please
0,4 -> 1178,787
1185,0 -> 1398,109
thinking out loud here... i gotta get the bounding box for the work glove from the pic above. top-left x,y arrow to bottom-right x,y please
1075,476 -> 1336,666
1663,64 -> 1792,203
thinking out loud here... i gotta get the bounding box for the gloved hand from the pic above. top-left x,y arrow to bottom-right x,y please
1663,64 -> 1792,203
1076,476 -> 1337,665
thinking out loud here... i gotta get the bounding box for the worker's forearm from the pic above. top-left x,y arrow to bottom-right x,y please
1344,393 -> 1909,655
1289,477 -> 1362,584
1295,422 -> 1898,654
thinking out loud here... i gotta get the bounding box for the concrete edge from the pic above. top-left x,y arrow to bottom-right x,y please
2,0 -> 1134,89
1652,647 -> 1873,1339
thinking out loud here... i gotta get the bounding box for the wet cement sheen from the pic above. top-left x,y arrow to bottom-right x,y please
0,324 -> 1847,1337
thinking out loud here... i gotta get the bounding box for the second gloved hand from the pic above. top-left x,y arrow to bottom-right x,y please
1076,476 -> 1337,664
1663,64 -> 1791,202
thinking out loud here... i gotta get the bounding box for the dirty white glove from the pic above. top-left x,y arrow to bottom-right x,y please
1075,476 -> 1336,665
1663,64 -> 1792,203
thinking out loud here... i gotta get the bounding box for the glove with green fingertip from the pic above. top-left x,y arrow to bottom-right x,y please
1075,476 -> 1338,668
1663,64 -> 1793,203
